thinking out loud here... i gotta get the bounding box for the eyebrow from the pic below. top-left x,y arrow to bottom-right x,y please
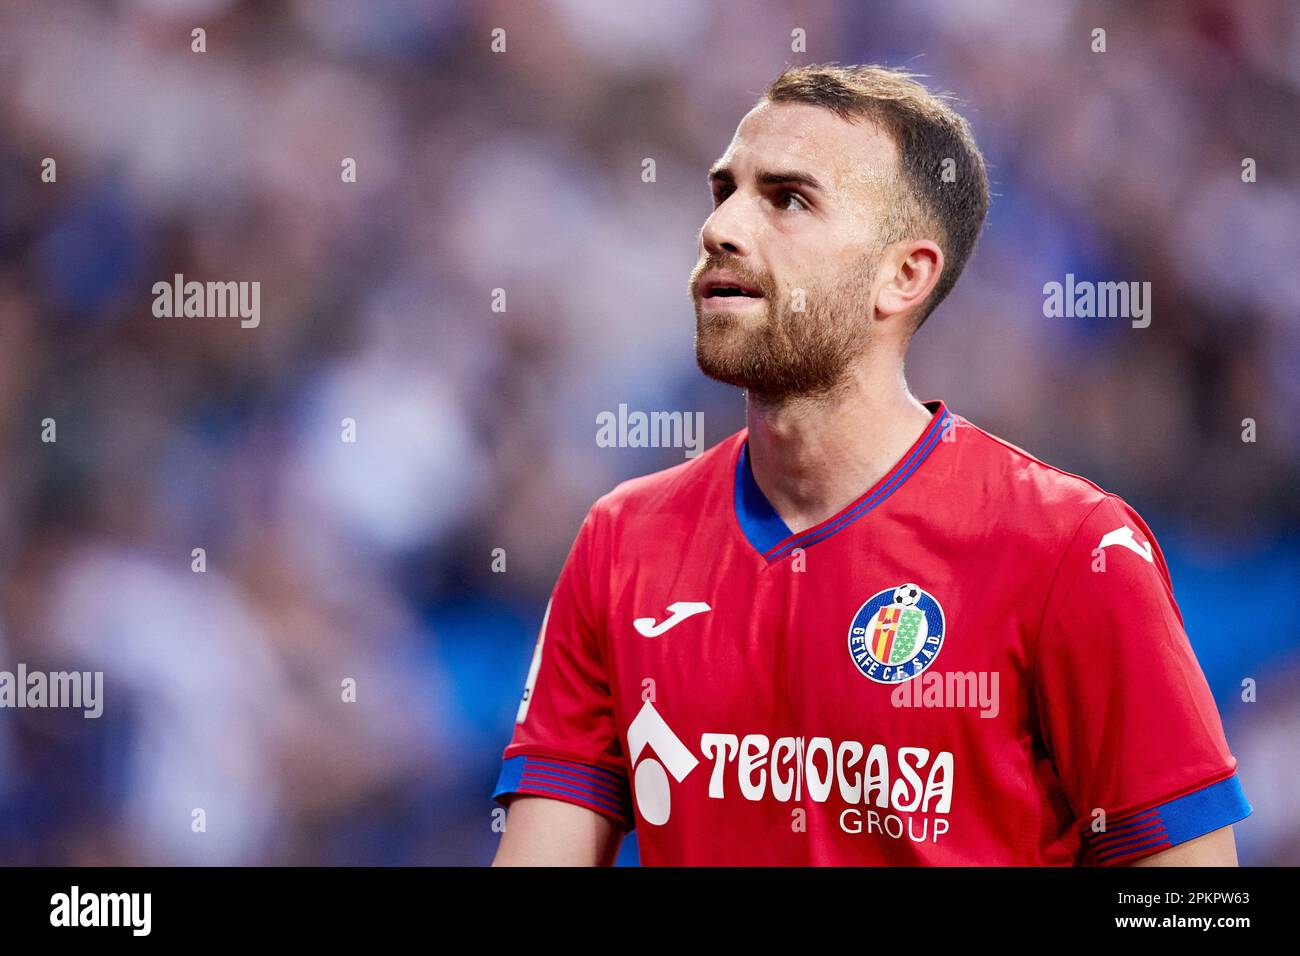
707,164 -> 827,194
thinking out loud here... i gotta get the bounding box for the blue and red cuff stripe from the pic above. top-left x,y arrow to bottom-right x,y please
493,755 -> 633,830
1086,773 -> 1251,864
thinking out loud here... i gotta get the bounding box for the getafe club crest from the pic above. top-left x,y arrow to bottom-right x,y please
847,583 -> 945,684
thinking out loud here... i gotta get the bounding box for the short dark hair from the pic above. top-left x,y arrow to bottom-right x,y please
762,63 -> 990,327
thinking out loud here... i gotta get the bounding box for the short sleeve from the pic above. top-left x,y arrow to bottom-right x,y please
1035,494 -> 1251,864
491,507 -> 632,829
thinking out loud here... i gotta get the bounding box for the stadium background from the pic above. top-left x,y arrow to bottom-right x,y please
0,0 -> 1296,865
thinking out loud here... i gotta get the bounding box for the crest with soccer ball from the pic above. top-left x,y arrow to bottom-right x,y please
846,582 -> 946,684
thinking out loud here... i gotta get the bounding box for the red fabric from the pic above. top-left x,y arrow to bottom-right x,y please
497,405 -> 1243,865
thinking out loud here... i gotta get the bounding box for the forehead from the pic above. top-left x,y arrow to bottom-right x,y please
715,101 -> 899,197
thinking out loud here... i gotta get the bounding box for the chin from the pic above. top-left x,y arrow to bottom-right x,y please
695,343 -> 745,389
695,340 -> 768,393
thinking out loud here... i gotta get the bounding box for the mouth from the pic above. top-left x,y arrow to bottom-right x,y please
700,274 -> 766,303
705,285 -> 763,299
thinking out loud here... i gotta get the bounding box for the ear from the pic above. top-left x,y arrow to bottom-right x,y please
875,240 -> 944,323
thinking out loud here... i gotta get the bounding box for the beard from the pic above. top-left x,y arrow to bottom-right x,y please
692,254 -> 879,403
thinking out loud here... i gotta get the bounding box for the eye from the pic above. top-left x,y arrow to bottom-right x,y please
777,190 -> 808,212
712,186 -> 733,207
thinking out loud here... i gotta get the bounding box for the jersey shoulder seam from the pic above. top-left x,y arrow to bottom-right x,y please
957,416 -> 1113,500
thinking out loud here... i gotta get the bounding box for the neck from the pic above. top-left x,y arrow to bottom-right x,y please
745,362 -> 932,535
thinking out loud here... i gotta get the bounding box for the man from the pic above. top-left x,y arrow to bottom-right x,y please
491,64 -> 1250,865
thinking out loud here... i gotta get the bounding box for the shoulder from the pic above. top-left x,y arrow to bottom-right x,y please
943,413 -> 1162,564
945,413 -> 1179,627
574,431 -> 745,562
588,430 -> 745,525
566,430 -> 747,559
950,413 -> 1116,527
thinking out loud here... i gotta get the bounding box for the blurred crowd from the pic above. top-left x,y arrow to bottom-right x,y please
0,0 -> 1296,865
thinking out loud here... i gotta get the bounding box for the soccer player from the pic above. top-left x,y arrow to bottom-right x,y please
490,64 -> 1251,865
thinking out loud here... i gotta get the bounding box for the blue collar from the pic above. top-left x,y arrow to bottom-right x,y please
733,401 -> 952,561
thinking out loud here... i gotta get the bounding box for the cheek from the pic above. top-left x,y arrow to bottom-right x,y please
780,255 -> 836,305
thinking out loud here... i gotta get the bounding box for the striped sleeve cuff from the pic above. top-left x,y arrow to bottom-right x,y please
493,754 -> 633,830
1088,773 -> 1252,865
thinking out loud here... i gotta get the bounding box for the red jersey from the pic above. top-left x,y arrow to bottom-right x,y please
493,401 -> 1250,865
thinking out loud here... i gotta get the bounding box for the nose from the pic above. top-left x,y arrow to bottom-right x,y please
700,193 -> 753,259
